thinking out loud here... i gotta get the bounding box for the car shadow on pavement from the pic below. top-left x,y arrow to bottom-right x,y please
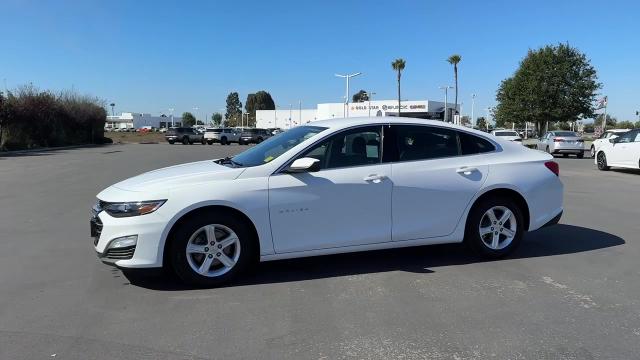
123,224 -> 624,291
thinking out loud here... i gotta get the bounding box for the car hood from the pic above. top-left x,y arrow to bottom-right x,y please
111,160 -> 244,192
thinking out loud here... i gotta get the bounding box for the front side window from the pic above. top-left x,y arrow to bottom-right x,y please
616,131 -> 635,143
299,126 -> 381,170
634,131 -> 640,142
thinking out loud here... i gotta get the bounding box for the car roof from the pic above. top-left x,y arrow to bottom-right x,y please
310,116 -> 490,137
607,129 -> 632,133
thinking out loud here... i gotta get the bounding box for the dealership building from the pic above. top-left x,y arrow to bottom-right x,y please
105,112 -> 183,130
256,99 -> 458,129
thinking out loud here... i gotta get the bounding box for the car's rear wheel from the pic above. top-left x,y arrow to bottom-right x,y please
207,140 -> 214,145
577,152 -> 584,159
168,140 -> 175,144
465,197 -> 524,259
201,138 -> 206,145
170,211 -> 256,287
597,152 -> 610,171
238,139 -> 244,145
182,137 -> 189,145
221,137 -> 228,145
257,137 -> 263,143
545,146 -> 551,154
590,145 -> 595,158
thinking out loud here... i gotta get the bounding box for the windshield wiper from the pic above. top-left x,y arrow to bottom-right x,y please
216,157 -> 243,167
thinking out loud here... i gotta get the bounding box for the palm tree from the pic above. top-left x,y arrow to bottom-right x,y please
447,54 -> 462,119
391,58 -> 406,116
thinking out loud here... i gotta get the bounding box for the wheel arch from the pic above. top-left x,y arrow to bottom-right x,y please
161,204 -> 261,269
465,187 -> 531,232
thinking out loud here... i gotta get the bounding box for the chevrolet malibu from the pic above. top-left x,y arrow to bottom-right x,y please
92,117 -> 564,286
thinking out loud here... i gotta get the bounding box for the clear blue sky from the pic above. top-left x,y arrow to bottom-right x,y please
1,0 -> 639,122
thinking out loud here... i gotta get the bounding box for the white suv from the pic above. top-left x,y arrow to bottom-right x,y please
204,128 -> 240,145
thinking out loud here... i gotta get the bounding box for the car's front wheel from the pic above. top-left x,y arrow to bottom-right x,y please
169,211 -> 256,287
465,197 -> 524,258
590,145 -> 596,158
597,152 -> 610,171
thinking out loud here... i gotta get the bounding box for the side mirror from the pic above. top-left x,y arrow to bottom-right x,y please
609,138 -> 616,144
286,157 -> 321,173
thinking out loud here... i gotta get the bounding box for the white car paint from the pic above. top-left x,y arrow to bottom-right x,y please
596,129 -> 640,169
93,117 -> 564,270
590,129 -> 631,157
491,130 -> 522,143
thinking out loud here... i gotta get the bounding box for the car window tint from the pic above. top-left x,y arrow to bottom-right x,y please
635,132 -> 640,142
300,126 -> 381,170
396,125 -> 459,161
459,131 -> 495,155
617,131 -> 635,143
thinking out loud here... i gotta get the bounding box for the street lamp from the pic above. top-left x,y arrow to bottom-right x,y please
289,104 -> 292,129
439,86 -> 454,122
109,103 -> 116,117
335,72 -> 362,118
471,94 -> 476,127
168,108 -> 175,127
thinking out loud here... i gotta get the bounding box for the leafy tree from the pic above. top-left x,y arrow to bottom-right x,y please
594,114 -> 617,128
352,90 -> 369,103
617,120 -> 635,129
583,123 -> 595,133
182,112 -> 196,127
476,117 -> 487,130
494,44 -> 601,137
245,91 -> 275,127
447,54 -> 462,113
460,115 -> 471,126
635,121 -> 640,129
225,92 -> 243,127
391,58 -> 406,116
212,112 -> 223,127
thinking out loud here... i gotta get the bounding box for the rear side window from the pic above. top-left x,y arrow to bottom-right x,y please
459,132 -> 495,155
395,125 -> 459,161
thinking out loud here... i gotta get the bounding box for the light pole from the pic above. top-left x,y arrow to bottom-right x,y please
335,72 -> 362,118
289,104 -> 292,129
192,107 -> 200,126
168,108 -> 175,127
298,100 -> 302,126
459,102 -> 463,125
484,107 -> 493,131
471,94 -> 476,127
109,103 -> 115,117
439,86 -> 453,122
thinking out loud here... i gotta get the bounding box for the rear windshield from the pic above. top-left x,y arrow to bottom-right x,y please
495,131 -> 518,136
554,131 -> 578,137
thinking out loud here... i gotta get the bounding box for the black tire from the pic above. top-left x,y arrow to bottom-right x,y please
597,152 -> 610,171
168,140 -> 175,144
207,140 -> 214,145
256,137 -> 263,144
201,138 -> 206,145
590,146 -> 595,158
220,137 -> 228,145
464,196 -> 525,259
182,136 -> 189,145
169,210 -> 257,287
577,152 -> 584,159
238,139 -> 244,145
546,146 -> 551,154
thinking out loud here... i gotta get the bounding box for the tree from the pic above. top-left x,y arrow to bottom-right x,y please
636,121 -> 640,129
352,90 -> 369,103
447,54 -> 462,115
594,114 -> 617,128
245,91 -> 275,127
460,115 -> 471,126
212,112 -> 223,127
225,92 -> 243,127
476,117 -> 487,130
391,58 -> 406,116
494,44 -> 601,137
617,120 -> 635,129
182,112 -> 196,127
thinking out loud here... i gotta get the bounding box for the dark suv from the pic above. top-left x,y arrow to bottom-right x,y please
238,128 -> 272,145
165,127 -> 205,145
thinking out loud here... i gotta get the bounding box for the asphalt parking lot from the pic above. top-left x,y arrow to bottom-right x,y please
1,143 -> 639,359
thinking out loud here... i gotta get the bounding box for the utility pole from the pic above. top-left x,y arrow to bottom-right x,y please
601,96 -> 608,132
366,91 -> 376,117
289,104 -> 292,129
484,107 -> 493,131
439,86 -> 453,122
471,94 -> 476,127
335,72 -> 362,118
169,108 -> 174,127
298,100 -> 302,126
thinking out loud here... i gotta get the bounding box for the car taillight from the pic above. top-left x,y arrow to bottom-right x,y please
553,138 -> 565,142
545,161 -> 559,176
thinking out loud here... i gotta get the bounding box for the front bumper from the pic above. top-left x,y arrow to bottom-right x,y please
92,210 -> 166,269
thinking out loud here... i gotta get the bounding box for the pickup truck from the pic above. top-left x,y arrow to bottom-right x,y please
204,128 -> 241,145
165,127 -> 205,145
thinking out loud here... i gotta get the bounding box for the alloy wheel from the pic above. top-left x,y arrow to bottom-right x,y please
478,206 -> 517,250
185,224 -> 241,277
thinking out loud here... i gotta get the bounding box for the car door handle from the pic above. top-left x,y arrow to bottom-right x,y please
456,166 -> 478,175
363,174 -> 386,182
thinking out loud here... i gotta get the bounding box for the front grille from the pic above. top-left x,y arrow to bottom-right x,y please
91,216 -> 103,246
105,245 -> 136,260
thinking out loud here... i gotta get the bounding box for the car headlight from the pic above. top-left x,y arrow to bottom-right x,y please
102,200 -> 166,218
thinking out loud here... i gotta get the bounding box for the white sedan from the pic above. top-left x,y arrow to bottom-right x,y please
595,129 -> 640,171
491,130 -> 523,143
590,129 -> 631,158
92,117 -> 564,286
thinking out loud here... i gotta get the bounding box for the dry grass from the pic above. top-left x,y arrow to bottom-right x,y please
105,131 -> 167,144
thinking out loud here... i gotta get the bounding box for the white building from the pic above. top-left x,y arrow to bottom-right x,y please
105,112 -> 183,130
256,100 -> 458,129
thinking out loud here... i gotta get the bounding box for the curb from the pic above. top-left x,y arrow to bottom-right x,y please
0,143 -> 105,157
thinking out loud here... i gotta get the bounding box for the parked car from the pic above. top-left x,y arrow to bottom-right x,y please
165,127 -> 205,145
92,117 -> 563,286
204,128 -> 241,145
536,131 -> 585,158
238,128 -> 272,145
491,130 -> 523,143
158,127 -> 168,133
595,129 -> 640,170
590,129 -> 631,158
267,128 -> 283,135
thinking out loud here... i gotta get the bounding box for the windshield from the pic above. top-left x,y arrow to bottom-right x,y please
495,131 -> 518,136
230,126 -> 327,167
554,131 -> 578,137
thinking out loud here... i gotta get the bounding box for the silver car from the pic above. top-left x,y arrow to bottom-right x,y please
536,131 -> 585,158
